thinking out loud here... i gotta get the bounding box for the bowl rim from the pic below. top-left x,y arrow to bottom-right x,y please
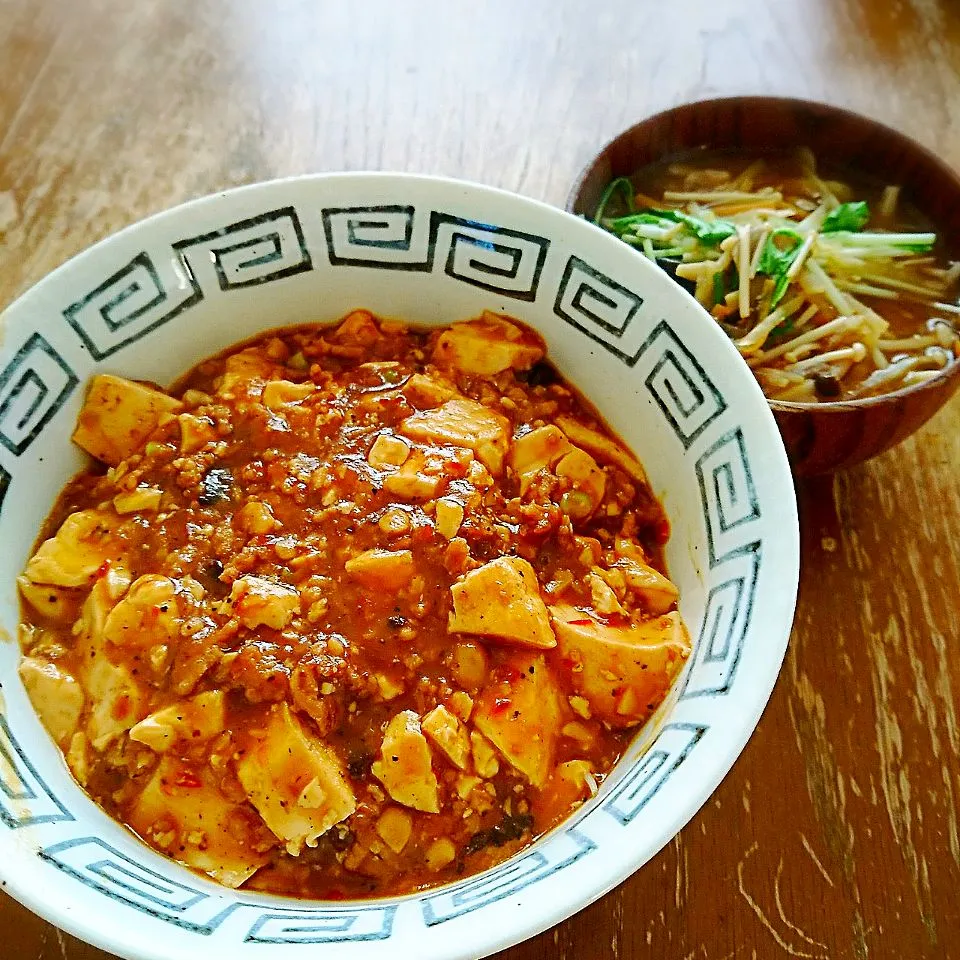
566,93 -> 960,413
0,169 -> 799,960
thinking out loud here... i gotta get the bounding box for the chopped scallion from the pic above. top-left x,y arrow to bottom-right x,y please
593,177 -> 635,225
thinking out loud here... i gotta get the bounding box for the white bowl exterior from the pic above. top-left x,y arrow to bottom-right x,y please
0,174 -> 798,960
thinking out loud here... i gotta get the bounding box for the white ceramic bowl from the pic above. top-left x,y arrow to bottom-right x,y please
0,174 -> 799,960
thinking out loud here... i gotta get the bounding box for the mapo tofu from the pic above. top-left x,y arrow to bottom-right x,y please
17,311 -> 690,899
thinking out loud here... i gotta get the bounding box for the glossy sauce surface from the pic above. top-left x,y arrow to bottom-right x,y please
17,312 -> 688,899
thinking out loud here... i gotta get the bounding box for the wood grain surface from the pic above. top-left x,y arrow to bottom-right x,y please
2,1 -> 960,957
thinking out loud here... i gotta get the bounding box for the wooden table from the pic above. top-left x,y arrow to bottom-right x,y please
2,1 -> 959,957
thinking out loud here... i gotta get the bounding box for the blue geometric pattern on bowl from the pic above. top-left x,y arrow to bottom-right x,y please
63,251 -> 200,361
42,836 -> 398,943
0,332 -> 78,456
0,193 -> 769,947
0,715 -> 74,828
172,207 -> 313,293
604,723 -> 707,824
639,321 -> 727,448
244,906 -> 397,944
420,829 -> 595,926
64,207 -> 312,360
322,206 -> 549,300
683,550 -> 761,698
679,427 -> 762,697
41,837 -> 240,934
695,427 -> 761,565
554,254 -> 646,364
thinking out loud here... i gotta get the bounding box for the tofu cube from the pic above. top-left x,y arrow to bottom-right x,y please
371,710 -> 440,813
376,807 -> 413,854
331,310 -> 382,345
112,486 -> 163,514
217,348 -> 282,396
401,399 -> 509,475
23,509 -> 123,589
614,540 -> 680,615
550,604 -> 691,726
368,433 -> 411,470
422,704 -> 471,770
236,703 -> 356,855
509,425 -> 572,494
434,497 -> 464,539
129,756 -> 271,888
129,691 -> 226,753
178,413 -> 217,454
449,556 -> 556,649
344,549 -> 415,590
102,575 -> 180,649
555,447 -> 606,518
262,380 -> 315,411
402,373 -> 458,409
235,500 -> 278,535
473,653 -> 562,788
19,657 -> 85,746
382,451 -> 444,500
72,374 -> 182,466
231,575 -> 299,630
83,655 -> 147,751
432,314 -> 543,376
17,576 -> 83,624
555,416 -> 647,484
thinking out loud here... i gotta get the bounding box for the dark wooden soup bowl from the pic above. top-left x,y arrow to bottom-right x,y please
567,96 -> 960,474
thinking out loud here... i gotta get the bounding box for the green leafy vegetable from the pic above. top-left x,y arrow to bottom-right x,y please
822,201 -> 870,233
757,228 -> 805,308
593,177 -> 635,225
591,157 -> 958,403
604,212 -> 673,232
712,271 -> 726,306
772,274 -> 792,306
602,207 -> 736,246
647,209 -> 737,245
767,317 -> 796,343
757,228 -> 803,275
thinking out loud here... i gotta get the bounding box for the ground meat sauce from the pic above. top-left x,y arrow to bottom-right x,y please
16,311 -> 690,899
